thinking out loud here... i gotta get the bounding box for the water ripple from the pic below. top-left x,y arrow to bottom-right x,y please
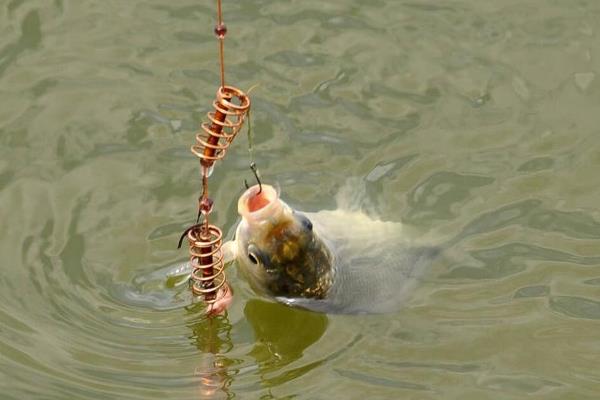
2,0 -> 600,399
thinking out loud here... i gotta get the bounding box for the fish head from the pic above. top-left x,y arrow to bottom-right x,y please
234,184 -> 333,299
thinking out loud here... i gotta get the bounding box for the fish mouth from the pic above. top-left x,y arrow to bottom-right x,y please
238,184 -> 282,222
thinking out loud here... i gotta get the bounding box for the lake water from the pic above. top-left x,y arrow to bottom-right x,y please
1,1 -> 600,399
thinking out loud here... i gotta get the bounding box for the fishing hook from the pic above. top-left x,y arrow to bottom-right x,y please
243,162 -> 262,194
178,224 -> 201,249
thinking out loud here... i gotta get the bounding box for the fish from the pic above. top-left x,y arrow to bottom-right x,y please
117,179 -> 439,314
220,181 -> 439,314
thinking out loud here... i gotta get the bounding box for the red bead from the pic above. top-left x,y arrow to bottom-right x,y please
214,24 -> 227,39
199,197 -> 214,215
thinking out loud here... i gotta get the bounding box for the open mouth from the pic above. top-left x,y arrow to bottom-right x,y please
238,184 -> 281,221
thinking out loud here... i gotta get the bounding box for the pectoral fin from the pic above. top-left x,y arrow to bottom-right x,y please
164,262 -> 192,288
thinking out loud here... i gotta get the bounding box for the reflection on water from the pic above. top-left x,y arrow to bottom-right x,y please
187,299 -> 328,399
188,307 -> 234,400
244,299 -> 328,386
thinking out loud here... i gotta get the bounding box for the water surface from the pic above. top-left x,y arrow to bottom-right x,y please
1,1 -> 600,399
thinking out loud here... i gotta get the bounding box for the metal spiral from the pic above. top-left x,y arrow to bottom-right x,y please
184,1 -> 251,309
192,85 -> 251,166
186,85 -> 249,306
188,223 -> 227,302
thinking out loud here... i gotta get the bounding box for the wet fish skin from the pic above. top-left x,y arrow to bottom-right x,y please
230,184 -> 439,314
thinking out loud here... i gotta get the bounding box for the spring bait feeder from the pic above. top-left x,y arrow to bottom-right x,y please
183,0 -> 250,306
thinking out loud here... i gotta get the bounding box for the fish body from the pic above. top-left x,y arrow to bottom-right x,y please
228,184 -> 438,314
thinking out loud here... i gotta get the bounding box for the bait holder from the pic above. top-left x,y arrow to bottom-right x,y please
182,0 -> 251,306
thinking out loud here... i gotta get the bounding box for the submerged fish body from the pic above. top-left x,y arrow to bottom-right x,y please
228,184 -> 438,314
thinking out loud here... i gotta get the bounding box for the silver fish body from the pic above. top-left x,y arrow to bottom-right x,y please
229,184 -> 439,314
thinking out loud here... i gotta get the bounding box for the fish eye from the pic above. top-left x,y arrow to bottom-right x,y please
248,252 -> 259,265
297,213 -> 313,231
247,244 -> 260,265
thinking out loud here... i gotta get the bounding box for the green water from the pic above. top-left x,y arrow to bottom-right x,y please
2,1 -> 600,399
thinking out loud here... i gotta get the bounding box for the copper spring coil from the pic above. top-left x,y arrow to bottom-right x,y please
188,224 -> 227,302
191,85 -> 251,164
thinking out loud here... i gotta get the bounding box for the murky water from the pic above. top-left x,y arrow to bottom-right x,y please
2,1 -> 600,398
